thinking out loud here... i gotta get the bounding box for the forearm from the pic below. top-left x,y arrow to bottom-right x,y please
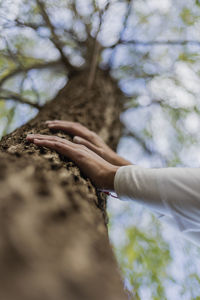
114,165 -> 200,232
114,165 -> 168,215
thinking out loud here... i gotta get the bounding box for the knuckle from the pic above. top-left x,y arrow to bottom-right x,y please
76,122 -> 85,130
72,122 -> 79,128
53,136 -> 64,143
55,142 -> 62,148
89,131 -> 97,141
55,136 -> 62,142
79,144 -> 87,150
99,148 -> 104,157
52,136 -> 59,140
70,124 -> 77,130
77,148 -> 86,159
77,153 -> 84,160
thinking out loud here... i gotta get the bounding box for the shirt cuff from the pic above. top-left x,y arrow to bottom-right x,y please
114,165 -> 171,216
114,165 -> 142,201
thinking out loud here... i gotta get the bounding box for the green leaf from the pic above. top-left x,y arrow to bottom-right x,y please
180,7 -> 198,26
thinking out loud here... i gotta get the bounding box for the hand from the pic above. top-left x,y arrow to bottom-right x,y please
45,120 -> 132,166
26,133 -> 119,190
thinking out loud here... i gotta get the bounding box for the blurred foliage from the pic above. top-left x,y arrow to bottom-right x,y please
1,0 -> 200,299
0,100 -> 16,138
117,219 -> 172,299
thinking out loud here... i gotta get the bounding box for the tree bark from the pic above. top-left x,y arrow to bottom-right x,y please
0,70 -> 128,300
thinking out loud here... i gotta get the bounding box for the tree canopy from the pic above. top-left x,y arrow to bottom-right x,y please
1,0 -> 200,299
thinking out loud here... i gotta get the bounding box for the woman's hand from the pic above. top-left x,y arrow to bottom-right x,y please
45,120 -> 132,166
26,133 -> 118,190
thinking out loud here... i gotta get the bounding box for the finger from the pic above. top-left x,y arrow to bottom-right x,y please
27,134 -> 62,141
33,139 -> 76,159
45,120 -> 75,127
27,134 -> 74,147
26,134 -> 50,141
45,120 -> 66,126
45,120 -> 71,124
73,136 -> 100,154
47,121 -> 98,144
47,121 -> 86,132
46,120 -> 89,133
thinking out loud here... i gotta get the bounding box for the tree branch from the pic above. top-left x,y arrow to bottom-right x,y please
110,39 -> 200,49
108,0 -> 133,67
126,130 -> 169,165
16,18 -> 82,44
0,89 -> 41,109
131,98 -> 200,114
70,0 -> 91,37
126,131 -> 152,155
0,59 -> 62,88
36,0 -> 74,71
87,2 -> 110,89
14,19 -> 45,30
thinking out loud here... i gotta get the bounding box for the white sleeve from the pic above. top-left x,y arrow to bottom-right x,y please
114,165 -> 200,239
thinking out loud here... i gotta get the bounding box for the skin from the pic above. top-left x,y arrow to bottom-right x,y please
26,120 -> 132,190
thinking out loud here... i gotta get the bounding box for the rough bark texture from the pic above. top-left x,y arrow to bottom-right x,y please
0,70 -> 128,300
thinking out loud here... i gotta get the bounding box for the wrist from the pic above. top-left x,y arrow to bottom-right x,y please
104,165 -> 119,191
111,154 -> 132,167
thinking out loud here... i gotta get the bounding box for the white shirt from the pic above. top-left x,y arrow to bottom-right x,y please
114,165 -> 200,246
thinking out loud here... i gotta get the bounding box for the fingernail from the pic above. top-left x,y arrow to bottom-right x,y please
34,139 -> 40,143
26,134 -> 34,139
73,136 -> 81,143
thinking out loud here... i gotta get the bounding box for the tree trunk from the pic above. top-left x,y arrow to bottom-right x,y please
0,70 -> 128,300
